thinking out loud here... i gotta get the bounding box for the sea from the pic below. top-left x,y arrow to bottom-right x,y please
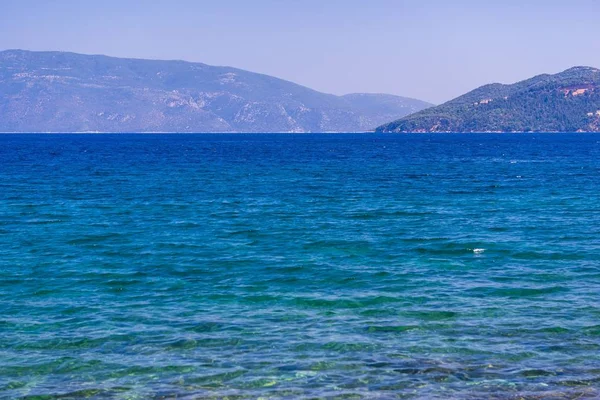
1,133 -> 599,399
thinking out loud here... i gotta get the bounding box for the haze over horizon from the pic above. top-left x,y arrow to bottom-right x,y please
2,0 -> 599,104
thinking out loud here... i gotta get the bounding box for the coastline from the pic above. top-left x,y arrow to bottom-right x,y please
1,130 -> 599,134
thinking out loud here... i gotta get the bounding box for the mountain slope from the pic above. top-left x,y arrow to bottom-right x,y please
0,50 -> 432,133
376,67 -> 600,133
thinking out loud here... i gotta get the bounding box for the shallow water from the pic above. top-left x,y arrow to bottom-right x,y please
1,133 -> 599,399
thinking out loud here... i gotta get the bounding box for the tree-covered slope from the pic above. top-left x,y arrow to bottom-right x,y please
0,50 -> 431,133
376,67 -> 600,133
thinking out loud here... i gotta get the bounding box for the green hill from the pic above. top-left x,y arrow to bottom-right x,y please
376,67 -> 600,133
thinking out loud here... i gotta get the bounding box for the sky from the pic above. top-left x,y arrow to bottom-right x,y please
1,0 -> 599,104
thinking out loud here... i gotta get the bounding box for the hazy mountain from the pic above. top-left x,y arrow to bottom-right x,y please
376,66 -> 600,133
0,50 -> 432,133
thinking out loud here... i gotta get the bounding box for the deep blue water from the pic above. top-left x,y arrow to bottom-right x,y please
1,133 -> 600,399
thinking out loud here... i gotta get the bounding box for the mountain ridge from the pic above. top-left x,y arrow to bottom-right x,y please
376,66 -> 600,133
0,49 -> 432,133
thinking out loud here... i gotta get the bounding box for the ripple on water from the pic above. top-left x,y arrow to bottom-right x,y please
1,133 -> 599,399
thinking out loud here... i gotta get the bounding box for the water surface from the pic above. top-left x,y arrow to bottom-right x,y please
1,133 -> 599,399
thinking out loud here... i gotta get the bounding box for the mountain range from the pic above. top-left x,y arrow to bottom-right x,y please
376,66 -> 600,133
0,50 -> 432,133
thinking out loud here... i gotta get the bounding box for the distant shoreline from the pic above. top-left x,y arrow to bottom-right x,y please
0,131 -> 598,134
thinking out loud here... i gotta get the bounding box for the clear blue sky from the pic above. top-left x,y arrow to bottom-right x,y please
1,0 -> 599,104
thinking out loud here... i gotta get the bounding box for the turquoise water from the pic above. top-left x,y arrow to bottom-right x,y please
1,133 -> 599,399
